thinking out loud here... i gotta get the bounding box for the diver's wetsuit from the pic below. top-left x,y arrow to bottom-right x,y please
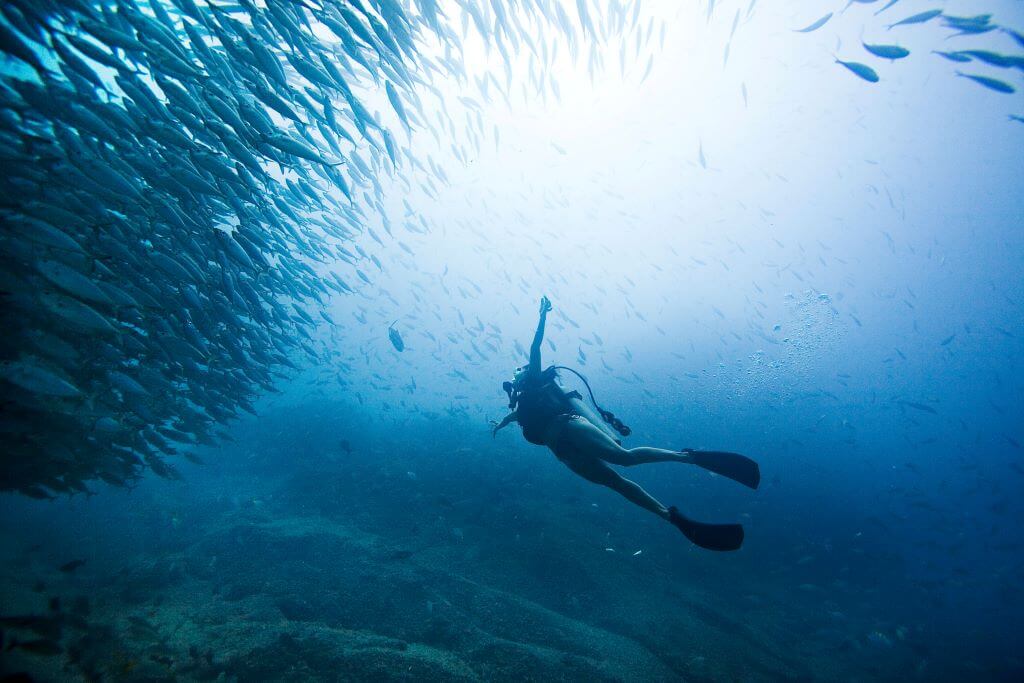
513,368 -> 580,446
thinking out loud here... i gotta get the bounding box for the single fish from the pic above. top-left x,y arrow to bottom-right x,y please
388,322 -> 405,352
956,71 -> 1015,94
875,0 -> 901,15
835,58 -> 880,82
888,9 -> 942,29
58,559 -> 86,573
933,50 -> 972,63
1,359 -> 81,398
1002,28 -> 1024,49
794,13 -> 832,33
863,42 -> 909,59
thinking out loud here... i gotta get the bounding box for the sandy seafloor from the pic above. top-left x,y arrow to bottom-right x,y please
1,400 -> 1019,682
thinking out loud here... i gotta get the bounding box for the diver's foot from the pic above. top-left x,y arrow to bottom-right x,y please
668,506 -> 744,551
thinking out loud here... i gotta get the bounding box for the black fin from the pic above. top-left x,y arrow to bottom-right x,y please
683,449 -> 761,490
668,507 -> 744,551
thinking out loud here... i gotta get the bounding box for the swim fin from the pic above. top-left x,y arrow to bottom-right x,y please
682,449 -> 761,490
668,507 -> 744,551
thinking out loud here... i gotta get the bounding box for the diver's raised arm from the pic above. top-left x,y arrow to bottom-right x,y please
529,296 -> 552,373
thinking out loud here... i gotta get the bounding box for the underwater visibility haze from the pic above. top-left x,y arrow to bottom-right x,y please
1,0 -> 1023,680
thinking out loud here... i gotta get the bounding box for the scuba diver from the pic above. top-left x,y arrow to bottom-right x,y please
492,296 -> 760,552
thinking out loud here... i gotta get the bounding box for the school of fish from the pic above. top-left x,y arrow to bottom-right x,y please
795,1 -> 1024,99
0,0 -> 655,496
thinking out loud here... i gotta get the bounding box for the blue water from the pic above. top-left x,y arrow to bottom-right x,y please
2,0 -> 1023,680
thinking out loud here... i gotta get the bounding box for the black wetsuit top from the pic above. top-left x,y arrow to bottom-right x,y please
515,368 -> 580,445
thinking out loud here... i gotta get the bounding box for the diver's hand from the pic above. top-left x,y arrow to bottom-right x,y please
539,296 -> 552,315
489,419 -> 499,437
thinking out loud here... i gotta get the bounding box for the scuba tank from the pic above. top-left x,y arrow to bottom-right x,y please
550,366 -> 631,437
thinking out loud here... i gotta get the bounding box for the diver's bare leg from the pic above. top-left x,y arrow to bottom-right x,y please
607,446 -> 691,466
561,417 -> 690,467
560,454 -> 670,519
